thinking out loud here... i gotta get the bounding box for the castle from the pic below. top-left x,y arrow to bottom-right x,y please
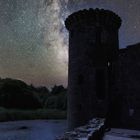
65,8 -> 140,130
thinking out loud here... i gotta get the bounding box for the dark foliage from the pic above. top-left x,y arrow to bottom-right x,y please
0,78 -> 67,110
0,78 -> 42,109
30,85 -> 50,106
45,85 -> 67,110
51,85 -> 66,95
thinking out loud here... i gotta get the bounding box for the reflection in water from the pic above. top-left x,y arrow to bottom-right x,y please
0,120 -> 67,140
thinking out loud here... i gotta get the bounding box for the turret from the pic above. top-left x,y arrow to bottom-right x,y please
65,8 -> 122,129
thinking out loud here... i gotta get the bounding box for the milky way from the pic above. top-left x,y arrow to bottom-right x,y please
0,0 -> 140,87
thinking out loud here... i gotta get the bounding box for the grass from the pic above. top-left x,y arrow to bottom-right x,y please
0,107 -> 67,122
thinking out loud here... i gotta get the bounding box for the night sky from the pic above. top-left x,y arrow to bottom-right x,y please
0,0 -> 140,87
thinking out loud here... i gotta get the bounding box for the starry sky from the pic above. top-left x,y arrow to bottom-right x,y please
0,0 -> 140,87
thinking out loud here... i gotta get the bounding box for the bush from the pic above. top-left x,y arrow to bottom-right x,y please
0,78 -> 67,111
0,78 -> 42,109
44,91 -> 67,110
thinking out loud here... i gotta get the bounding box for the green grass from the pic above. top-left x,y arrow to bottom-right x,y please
0,107 -> 67,122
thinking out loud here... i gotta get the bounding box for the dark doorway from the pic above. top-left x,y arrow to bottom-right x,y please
95,69 -> 106,100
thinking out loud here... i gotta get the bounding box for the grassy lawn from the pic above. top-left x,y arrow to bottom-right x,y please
0,107 -> 67,122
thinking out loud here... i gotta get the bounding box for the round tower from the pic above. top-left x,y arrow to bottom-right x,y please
65,8 -> 122,129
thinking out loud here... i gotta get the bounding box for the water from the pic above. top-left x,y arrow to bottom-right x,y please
0,120 -> 67,140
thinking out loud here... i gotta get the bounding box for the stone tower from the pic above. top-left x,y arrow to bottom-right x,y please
65,8 -> 122,129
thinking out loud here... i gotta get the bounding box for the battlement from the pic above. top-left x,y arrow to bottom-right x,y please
65,8 -> 122,31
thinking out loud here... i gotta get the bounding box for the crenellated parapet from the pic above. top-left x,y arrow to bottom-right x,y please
65,8 -> 122,31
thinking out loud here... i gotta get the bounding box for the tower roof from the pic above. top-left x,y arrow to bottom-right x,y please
65,8 -> 122,31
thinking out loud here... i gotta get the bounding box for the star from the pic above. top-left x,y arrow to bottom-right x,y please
0,0 -> 140,87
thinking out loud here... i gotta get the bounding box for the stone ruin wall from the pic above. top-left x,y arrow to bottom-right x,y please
65,8 -> 140,130
114,43 -> 140,129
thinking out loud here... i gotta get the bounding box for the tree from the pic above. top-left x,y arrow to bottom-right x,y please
0,78 -> 42,109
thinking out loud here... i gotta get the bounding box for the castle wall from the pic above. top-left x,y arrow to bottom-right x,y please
116,44 -> 140,129
68,27 -> 109,129
65,8 -> 140,130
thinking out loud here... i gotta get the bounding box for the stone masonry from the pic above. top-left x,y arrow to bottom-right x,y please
65,8 -> 140,131
65,8 -> 121,130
